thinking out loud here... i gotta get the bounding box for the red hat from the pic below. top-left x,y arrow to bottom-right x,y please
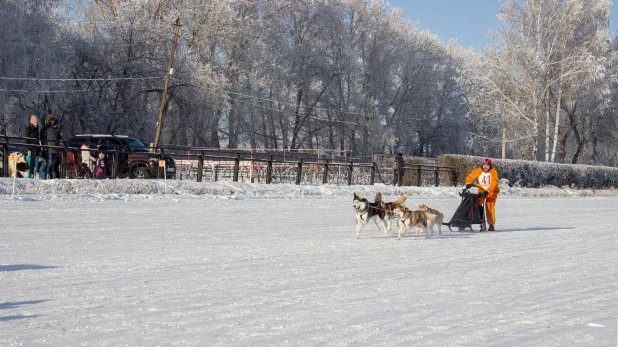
482,158 -> 492,166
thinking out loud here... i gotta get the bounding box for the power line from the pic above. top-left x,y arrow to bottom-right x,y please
0,88 -> 107,93
0,77 -> 161,82
0,85 -> 364,126
1,75 -> 369,125
0,76 -> 372,127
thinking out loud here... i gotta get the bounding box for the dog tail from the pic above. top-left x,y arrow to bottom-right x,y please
394,194 -> 407,206
374,192 -> 383,203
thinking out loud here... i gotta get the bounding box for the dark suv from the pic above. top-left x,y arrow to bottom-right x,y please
67,134 -> 176,179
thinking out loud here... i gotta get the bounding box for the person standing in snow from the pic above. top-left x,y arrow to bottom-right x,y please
38,117 -> 50,179
81,144 -> 96,175
45,116 -> 61,179
466,157 -> 500,231
391,153 -> 405,186
24,115 -> 40,179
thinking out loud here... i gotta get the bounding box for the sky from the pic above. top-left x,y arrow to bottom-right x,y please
1,179 -> 617,345
387,0 -> 618,50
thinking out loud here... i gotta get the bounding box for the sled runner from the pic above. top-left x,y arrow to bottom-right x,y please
443,188 -> 487,232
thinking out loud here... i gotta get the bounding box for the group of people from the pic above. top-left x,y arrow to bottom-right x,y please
25,115 -> 61,179
23,115 -> 106,179
390,153 -> 500,231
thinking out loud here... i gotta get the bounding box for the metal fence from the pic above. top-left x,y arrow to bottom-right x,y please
1,135 -> 455,186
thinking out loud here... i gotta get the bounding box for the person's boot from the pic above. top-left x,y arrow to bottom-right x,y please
488,224 -> 495,231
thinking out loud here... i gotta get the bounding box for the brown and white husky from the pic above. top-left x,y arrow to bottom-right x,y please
417,204 -> 444,237
392,205 -> 429,240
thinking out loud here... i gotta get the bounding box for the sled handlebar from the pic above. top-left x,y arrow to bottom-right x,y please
460,187 -> 488,198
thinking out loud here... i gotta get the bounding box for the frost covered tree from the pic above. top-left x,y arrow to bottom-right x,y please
596,34 -> 618,166
475,0 -> 613,162
0,0 -> 68,134
540,0 -> 612,163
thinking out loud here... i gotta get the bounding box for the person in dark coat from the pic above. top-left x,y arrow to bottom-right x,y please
391,153 -> 405,186
93,141 -> 104,158
24,115 -> 40,179
38,118 -> 50,179
44,116 -> 61,179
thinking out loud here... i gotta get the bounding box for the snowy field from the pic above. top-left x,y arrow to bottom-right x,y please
1,178 -> 617,346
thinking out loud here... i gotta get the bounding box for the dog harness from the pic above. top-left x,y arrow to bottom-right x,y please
356,205 -> 369,220
398,211 -> 411,224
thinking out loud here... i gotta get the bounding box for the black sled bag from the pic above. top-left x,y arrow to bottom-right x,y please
446,190 -> 481,228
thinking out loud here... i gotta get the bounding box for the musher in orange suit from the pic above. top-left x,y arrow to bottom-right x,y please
465,158 -> 500,231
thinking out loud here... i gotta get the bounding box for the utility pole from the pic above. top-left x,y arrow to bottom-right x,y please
154,16 -> 181,149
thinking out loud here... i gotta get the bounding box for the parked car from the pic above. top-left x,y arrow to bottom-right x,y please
67,135 -> 176,179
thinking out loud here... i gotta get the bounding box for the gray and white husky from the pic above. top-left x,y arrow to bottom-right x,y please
352,193 -> 407,239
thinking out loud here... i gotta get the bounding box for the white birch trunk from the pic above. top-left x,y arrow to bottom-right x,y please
550,63 -> 564,163
549,84 -> 562,163
544,106 -> 551,162
531,108 -> 539,160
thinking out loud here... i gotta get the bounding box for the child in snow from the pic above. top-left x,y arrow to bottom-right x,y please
94,152 -> 106,179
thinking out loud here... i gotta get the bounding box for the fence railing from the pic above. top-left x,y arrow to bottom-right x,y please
1,135 -> 455,186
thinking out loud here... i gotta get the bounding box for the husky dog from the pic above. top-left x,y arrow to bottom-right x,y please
417,204 -> 444,237
374,192 -> 408,234
353,193 -> 388,239
392,205 -> 429,240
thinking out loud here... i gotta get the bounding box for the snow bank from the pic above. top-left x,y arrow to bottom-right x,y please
1,177 -> 617,200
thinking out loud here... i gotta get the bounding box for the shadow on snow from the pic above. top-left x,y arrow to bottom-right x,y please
0,300 -> 48,321
0,264 -> 59,272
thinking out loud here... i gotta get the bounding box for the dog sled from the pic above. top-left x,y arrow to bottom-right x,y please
443,187 -> 487,232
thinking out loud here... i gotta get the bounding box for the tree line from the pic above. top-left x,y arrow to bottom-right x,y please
1,0 -> 616,166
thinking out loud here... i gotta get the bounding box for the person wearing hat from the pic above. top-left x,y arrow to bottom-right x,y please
465,158 -> 500,231
391,153 -> 405,186
81,143 -> 96,175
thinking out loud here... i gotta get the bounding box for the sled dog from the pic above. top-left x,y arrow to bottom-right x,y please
374,192 -> 408,234
417,204 -> 444,237
392,205 -> 429,240
353,193 -> 388,239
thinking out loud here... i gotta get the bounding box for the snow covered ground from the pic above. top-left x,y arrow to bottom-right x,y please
1,178 -> 617,346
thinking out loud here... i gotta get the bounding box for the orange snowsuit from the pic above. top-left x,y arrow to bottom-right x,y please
466,166 -> 500,225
